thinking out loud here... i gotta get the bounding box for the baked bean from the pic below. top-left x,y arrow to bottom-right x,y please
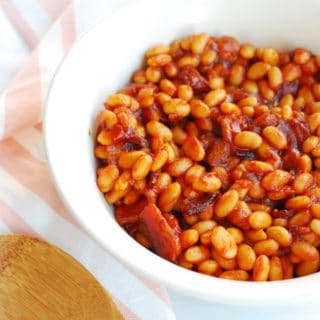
184,164 -> 206,185
259,80 -> 274,101
219,270 -> 249,281
204,89 -> 227,107
240,44 -> 255,59
180,229 -> 199,250
147,54 -> 172,67
200,230 -> 213,246
293,48 -> 311,65
266,226 -> 292,247
156,172 -> 172,191
163,98 -> 191,117
293,173 -> 313,194
191,33 -> 210,54
308,112 -> 320,132
253,255 -> 270,281
193,173 -> 222,193
261,170 -> 291,191
198,260 -> 220,275
160,79 -> 176,96
178,255 -> 193,270
285,195 -> 311,210
234,131 -> 262,149
254,239 -> 279,256
145,67 -> 162,83
190,99 -> 211,118
151,150 -> 168,172
237,244 -> 256,271
268,66 -> 283,88
201,50 -> 217,65
158,182 -> 181,212
146,120 -> 173,141
137,87 -> 154,107
215,190 -> 239,217
262,126 -> 287,150
282,63 -> 302,82
269,256 -> 283,280
249,211 -> 272,229
114,171 -> 131,192
220,102 -> 240,114
123,189 -> 140,205
118,151 -> 146,169
310,219 -> 320,236
209,77 -> 224,90
280,256 -> 294,279
211,226 -> 237,259
97,165 -> 119,192
291,241 -> 319,261
178,85 -> 193,101
242,80 -> 258,94
184,245 -> 211,264
133,70 -> 146,83
97,130 -> 112,145
132,155 -> 152,180
146,45 -> 170,58
289,210 -> 312,227
263,48 -> 279,65
105,188 -> 128,204
229,64 -> 245,86
178,55 -> 200,68
296,257 -> 320,276
227,227 -> 244,244
212,249 -> 237,270
172,126 -> 187,145
247,62 -> 270,80
192,220 -> 217,234
182,137 -> 205,162
167,157 -> 193,177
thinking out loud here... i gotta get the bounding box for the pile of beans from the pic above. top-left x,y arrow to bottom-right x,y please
94,33 -> 320,281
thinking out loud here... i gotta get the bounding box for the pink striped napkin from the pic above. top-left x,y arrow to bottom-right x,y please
0,1 -> 176,319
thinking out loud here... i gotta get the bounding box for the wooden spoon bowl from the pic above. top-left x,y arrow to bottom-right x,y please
0,235 -> 123,319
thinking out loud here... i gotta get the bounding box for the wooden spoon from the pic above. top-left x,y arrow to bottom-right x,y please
0,234 -> 124,320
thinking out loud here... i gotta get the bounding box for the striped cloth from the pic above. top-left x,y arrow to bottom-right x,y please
0,0 -> 176,319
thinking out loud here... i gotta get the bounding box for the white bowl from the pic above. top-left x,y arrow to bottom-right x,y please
45,0 -> 320,305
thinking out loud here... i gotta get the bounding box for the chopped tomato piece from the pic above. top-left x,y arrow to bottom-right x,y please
140,204 -> 181,261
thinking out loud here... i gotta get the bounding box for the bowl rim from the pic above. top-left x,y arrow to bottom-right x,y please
44,0 -> 320,305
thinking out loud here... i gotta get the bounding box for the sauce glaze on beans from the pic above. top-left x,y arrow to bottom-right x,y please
95,33 -> 320,281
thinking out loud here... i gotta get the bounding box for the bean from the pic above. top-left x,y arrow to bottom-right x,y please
180,229 -> 199,250
211,226 -> 237,259
184,245 -> 211,264
167,157 -> 193,177
269,256 -> 283,281
193,173 -> 222,192
237,244 -> 256,271
253,255 -> 270,281
266,226 -> 292,247
182,137 -> 205,161
97,165 -> 119,192
158,182 -> 181,212
262,126 -> 287,150
219,270 -> 249,281
234,131 -> 262,149
198,260 -> 220,275
215,190 -> 239,218
291,241 -> 319,261
254,239 -> 279,256
132,155 -> 152,180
